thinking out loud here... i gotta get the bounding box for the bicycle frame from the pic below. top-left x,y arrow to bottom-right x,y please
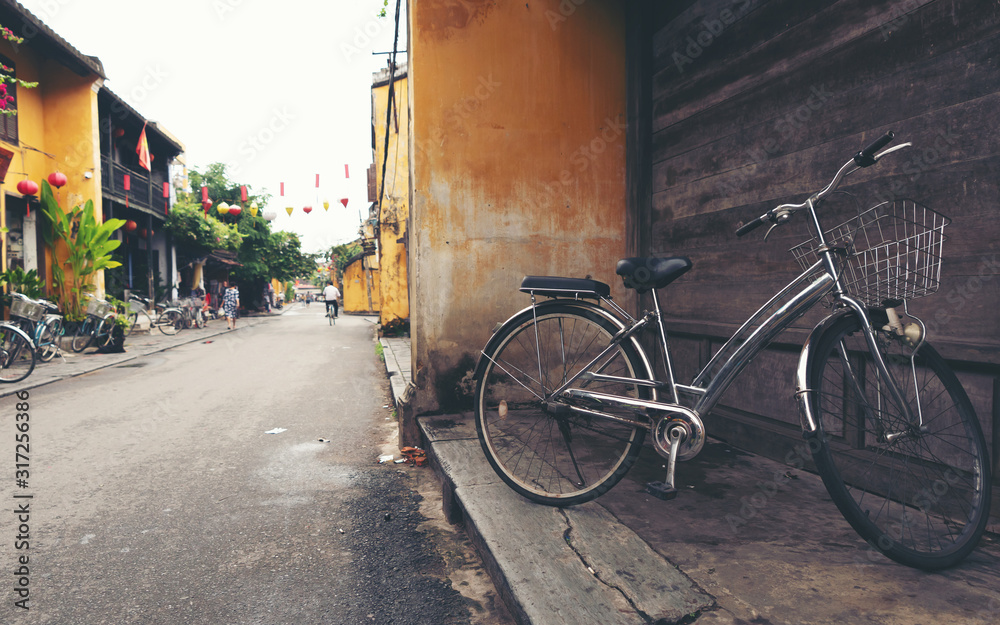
543,201 -> 915,456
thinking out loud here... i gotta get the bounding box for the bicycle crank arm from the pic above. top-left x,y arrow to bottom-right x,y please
562,388 -> 705,460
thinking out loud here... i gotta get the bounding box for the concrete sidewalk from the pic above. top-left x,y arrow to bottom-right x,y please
378,337 -> 1000,625
0,306 -> 286,399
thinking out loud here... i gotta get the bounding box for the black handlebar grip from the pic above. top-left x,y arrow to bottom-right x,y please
736,217 -> 766,237
854,131 -> 895,167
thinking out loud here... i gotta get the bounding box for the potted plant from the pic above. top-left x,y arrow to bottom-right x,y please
96,296 -> 128,353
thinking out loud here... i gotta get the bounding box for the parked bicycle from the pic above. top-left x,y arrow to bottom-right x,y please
123,294 -> 183,336
9,292 -> 63,362
0,305 -> 35,382
474,132 -> 990,570
71,296 -> 115,352
178,297 -> 206,329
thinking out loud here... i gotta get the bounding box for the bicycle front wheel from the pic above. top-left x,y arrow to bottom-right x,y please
71,318 -> 94,352
37,317 -> 61,362
808,312 -> 991,569
0,326 -> 35,382
157,310 -> 182,335
124,312 -> 139,336
475,303 -> 650,506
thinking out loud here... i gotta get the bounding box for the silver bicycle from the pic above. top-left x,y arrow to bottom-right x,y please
474,132 -> 991,570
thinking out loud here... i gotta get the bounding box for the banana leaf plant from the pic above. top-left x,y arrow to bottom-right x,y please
40,181 -> 125,321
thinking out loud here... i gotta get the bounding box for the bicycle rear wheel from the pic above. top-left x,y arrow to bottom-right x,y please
808,312 -> 991,569
71,318 -> 94,352
0,326 -> 35,382
475,303 -> 650,506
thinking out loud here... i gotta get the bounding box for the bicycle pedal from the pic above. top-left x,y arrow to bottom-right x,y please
645,481 -> 678,501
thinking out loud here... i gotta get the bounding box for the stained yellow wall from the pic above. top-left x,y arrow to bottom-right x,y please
408,0 -> 628,413
372,72 -> 410,326
0,38 -> 102,295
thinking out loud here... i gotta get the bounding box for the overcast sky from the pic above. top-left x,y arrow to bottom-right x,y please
15,0 -> 407,254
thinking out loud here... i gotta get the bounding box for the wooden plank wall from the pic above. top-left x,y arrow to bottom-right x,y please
644,0 -> 1000,469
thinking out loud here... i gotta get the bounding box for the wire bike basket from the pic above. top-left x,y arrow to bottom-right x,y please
790,199 -> 950,308
10,297 -> 44,322
85,297 -> 112,318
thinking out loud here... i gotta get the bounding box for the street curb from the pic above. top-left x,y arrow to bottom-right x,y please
416,414 -> 714,625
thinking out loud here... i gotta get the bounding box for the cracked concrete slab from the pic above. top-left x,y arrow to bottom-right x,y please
426,425 -> 714,624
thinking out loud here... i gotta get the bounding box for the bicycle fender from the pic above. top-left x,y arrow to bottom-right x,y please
795,309 -> 856,434
0,322 -> 36,350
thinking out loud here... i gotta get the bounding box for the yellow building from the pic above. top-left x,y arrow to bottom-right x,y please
370,63 -> 409,329
0,4 -> 105,292
343,250 -> 379,315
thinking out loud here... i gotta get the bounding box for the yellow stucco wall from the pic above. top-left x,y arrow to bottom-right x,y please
0,38 -> 102,296
343,256 -> 380,314
408,0 -> 628,413
372,72 -> 410,327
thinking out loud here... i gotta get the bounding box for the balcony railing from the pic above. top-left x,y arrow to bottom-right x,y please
100,157 -> 169,215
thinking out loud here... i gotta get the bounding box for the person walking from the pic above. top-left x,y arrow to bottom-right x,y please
323,281 -> 341,319
222,280 -> 240,330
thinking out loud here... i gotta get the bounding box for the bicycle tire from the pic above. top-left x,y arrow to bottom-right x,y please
475,303 -> 650,506
808,312 -> 991,569
124,312 -> 139,336
94,316 -> 115,350
157,310 -> 182,335
70,318 -> 94,352
37,317 -> 61,362
0,325 -> 35,382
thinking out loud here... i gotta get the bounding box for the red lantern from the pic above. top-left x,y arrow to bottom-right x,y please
16,179 -> 38,196
47,172 -> 67,188
240,185 -> 248,202
340,198 -> 349,208
201,186 -> 209,201
303,206 -> 313,214
123,174 -> 130,191
113,127 -> 125,138
229,205 -> 242,217
202,199 -> 213,219
124,220 -> 138,233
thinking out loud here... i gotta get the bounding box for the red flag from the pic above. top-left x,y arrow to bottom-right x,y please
136,123 -> 151,171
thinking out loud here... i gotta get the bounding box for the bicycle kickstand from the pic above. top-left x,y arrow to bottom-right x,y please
646,426 -> 685,501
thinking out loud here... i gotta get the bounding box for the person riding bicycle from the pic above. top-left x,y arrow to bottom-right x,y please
323,281 -> 341,318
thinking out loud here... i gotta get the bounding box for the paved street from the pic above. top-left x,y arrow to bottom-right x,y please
1,306 -> 511,625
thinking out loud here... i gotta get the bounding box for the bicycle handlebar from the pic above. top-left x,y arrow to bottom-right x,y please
736,131 -> 906,237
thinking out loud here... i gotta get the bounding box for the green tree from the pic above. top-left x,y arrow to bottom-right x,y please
164,197 -> 242,267
328,241 -> 362,274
